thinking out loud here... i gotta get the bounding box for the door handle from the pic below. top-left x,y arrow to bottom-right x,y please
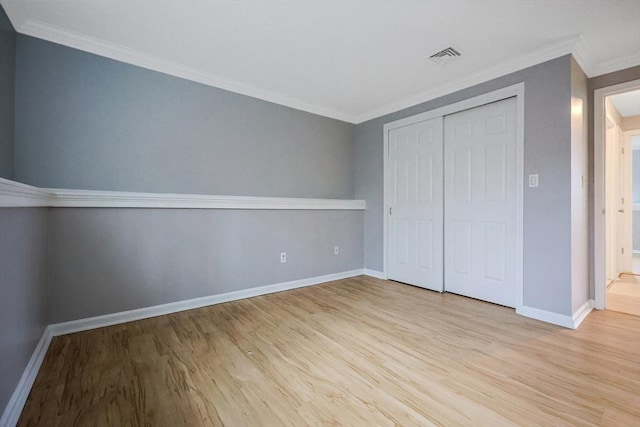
618,209 -> 625,213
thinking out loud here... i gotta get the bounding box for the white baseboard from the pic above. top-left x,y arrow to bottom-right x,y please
48,269 -> 364,337
363,269 -> 386,280
572,299 -> 595,329
1,269 -> 364,425
2,270 -> 593,425
517,306 -> 574,328
517,299 -> 594,329
0,328 -> 53,427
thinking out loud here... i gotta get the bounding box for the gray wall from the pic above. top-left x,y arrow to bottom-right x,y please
14,35 -> 355,199
0,6 -> 15,179
0,208 -> 49,413
48,208 -> 363,323
2,31 -> 364,418
355,56 -> 574,315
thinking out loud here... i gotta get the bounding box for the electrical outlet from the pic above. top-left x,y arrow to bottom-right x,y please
280,252 -> 287,263
334,245 -> 339,255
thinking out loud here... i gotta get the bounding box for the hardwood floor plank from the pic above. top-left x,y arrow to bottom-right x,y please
18,276 -> 640,426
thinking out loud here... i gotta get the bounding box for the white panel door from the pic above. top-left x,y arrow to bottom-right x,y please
605,118 -> 619,282
388,117 -> 443,291
444,97 -> 517,307
618,129 -> 633,274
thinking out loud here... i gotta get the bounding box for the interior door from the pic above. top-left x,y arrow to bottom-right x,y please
444,97 -> 517,307
387,117 -> 444,291
617,129 -> 633,274
605,117 -> 619,282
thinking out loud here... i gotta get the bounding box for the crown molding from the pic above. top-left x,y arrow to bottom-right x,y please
0,0 -> 27,29
0,178 -> 365,210
15,18 -> 358,124
4,4 -> 638,125
590,52 -> 640,78
354,35 -> 582,123
570,34 -> 595,77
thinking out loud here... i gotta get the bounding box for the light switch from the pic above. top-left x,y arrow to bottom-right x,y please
528,174 -> 539,188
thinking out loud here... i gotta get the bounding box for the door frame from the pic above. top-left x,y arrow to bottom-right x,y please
383,83 -> 524,311
593,79 -> 640,310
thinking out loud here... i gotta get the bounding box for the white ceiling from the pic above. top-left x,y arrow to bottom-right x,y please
2,0 -> 640,123
609,89 -> 640,117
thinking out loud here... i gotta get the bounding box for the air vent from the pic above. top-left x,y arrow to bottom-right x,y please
429,46 -> 462,65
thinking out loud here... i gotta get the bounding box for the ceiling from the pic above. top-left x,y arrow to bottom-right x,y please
609,89 -> 640,117
2,0 -> 640,123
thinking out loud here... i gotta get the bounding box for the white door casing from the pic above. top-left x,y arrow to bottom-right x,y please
387,117 -> 444,291
593,79 -> 639,310
444,97 -> 518,308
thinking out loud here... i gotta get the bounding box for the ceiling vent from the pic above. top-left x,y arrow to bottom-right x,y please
429,46 -> 462,65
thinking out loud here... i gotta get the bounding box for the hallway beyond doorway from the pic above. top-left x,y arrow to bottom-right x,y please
607,273 -> 640,316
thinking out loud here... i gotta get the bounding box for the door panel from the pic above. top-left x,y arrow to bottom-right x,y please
444,97 -> 517,307
453,221 -> 472,275
618,129 -> 633,274
388,117 -> 444,291
605,118 -> 618,282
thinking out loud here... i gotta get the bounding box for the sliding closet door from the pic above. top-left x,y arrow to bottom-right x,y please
387,117 -> 444,291
444,97 -> 517,307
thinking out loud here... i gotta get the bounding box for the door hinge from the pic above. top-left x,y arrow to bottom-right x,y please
389,207 -> 392,215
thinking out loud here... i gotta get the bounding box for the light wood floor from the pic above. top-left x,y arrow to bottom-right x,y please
19,276 -> 640,426
607,273 -> 640,316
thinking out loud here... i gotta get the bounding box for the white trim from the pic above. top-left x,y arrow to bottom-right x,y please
14,18 -> 357,123
383,83 -> 525,312
358,39 -> 575,123
47,269 -> 364,336
517,306 -> 575,328
355,36 -> 637,123
0,329 -> 53,427
0,179 -> 54,207
570,34 -> 595,78
0,178 -> 365,210
47,188 -> 366,210
0,269 -> 364,425
593,79 -> 640,310
517,300 -> 594,329
363,269 -> 386,280
591,52 -> 640,78
572,300 -> 595,329
2,8 -> 635,125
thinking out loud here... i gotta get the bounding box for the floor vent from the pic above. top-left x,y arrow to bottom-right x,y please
429,46 -> 462,65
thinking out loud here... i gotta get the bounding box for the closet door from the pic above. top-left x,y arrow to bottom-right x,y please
444,97 -> 517,307
387,117 -> 444,291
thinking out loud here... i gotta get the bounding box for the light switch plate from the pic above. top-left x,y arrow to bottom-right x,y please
528,174 -> 539,188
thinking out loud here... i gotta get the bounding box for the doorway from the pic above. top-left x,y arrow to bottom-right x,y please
594,81 -> 640,315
